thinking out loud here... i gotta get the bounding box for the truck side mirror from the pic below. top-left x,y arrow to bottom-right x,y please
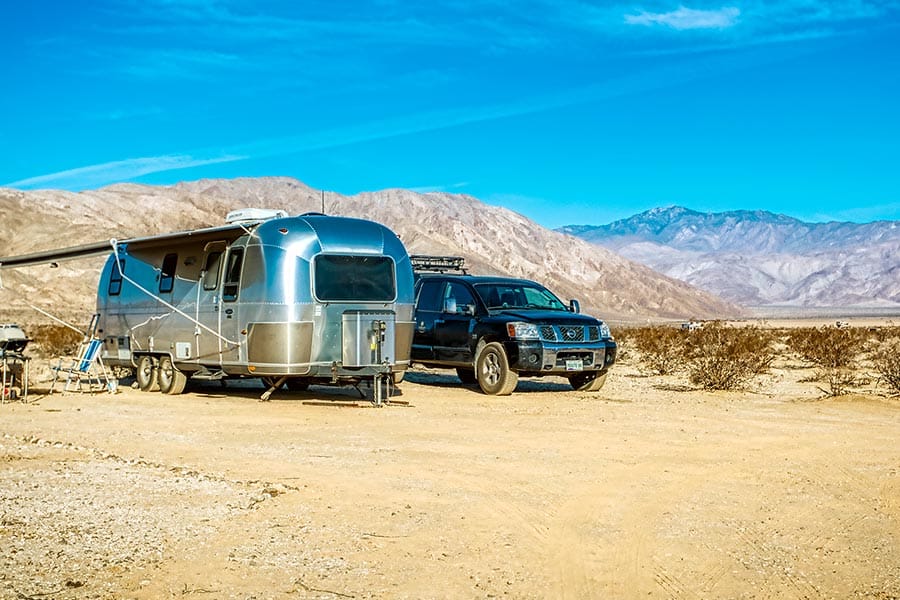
569,299 -> 580,313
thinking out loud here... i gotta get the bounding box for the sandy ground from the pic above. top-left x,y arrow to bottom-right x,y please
2,361 -> 899,600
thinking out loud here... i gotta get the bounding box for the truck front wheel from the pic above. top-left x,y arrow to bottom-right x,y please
475,342 -> 518,395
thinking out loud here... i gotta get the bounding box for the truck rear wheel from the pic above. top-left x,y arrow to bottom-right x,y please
158,356 -> 187,395
569,371 -> 607,392
136,355 -> 159,392
262,377 -> 310,392
286,378 -> 310,391
475,342 -> 518,395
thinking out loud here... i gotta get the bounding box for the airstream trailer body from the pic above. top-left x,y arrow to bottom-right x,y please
94,212 -> 415,396
0,210 -> 415,399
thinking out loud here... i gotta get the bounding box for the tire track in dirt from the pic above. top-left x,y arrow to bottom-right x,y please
543,464 -> 710,599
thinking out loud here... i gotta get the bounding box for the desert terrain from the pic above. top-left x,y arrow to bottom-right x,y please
2,352 -> 899,600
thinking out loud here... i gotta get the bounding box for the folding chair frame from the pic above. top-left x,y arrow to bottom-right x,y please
49,338 -> 110,394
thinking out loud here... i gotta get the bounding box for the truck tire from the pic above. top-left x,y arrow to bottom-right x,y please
569,371 -> 607,392
262,377 -> 311,392
136,355 -> 159,392
286,378 -> 310,391
475,342 -> 518,395
158,356 -> 187,395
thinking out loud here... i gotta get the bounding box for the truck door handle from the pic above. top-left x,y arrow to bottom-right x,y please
225,308 -> 234,316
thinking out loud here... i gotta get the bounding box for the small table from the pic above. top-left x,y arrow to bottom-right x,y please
1,349 -> 30,403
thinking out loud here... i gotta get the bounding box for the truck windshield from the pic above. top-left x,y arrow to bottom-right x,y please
474,282 -> 567,311
314,255 -> 396,302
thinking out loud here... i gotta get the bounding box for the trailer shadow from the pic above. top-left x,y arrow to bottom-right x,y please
185,379 -> 405,404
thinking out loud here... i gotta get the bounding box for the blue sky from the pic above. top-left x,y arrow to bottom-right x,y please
2,1 -> 898,228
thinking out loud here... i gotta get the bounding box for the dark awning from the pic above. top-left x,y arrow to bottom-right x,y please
0,224 -> 249,269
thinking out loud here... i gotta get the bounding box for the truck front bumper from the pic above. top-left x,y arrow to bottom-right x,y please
506,339 -> 617,374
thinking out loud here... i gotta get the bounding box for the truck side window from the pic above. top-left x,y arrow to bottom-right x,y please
416,280 -> 443,312
444,282 -> 476,314
222,248 -> 244,302
202,251 -> 223,291
159,253 -> 177,293
108,258 -> 125,296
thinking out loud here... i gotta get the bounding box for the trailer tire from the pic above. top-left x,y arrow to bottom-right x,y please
136,355 -> 159,392
158,356 -> 187,395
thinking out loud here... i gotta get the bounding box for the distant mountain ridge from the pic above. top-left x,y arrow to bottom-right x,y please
560,206 -> 900,308
0,180 -> 739,324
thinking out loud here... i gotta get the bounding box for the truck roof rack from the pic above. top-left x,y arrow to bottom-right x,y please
410,255 -> 468,274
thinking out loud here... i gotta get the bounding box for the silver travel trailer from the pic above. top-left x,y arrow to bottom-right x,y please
0,210 -> 415,402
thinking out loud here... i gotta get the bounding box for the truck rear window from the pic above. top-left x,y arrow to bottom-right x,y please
314,255 -> 395,302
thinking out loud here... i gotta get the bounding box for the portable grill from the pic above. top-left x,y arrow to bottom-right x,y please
1,323 -> 30,402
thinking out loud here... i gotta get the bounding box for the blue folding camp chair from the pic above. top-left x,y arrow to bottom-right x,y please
50,338 -> 110,394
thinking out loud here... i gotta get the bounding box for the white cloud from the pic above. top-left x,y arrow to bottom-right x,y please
5,154 -> 245,190
626,5 -> 741,30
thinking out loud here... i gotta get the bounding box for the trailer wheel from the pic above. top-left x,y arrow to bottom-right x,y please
136,355 -> 159,392
158,356 -> 187,395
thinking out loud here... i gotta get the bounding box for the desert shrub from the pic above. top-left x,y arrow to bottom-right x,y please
870,335 -> 900,395
816,367 -> 858,397
786,326 -> 867,396
785,326 -> 865,369
627,325 -> 686,375
28,324 -> 84,357
681,322 -> 775,390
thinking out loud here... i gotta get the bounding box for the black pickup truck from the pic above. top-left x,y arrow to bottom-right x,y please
410,256 -> 617,395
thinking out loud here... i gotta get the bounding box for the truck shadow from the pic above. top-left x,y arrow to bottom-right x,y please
403,371 -> 572,393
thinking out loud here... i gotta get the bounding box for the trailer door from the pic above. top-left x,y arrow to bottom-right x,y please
196,249 -> 224,366
218,246 -> 245,368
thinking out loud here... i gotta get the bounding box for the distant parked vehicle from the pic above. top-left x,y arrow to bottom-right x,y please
409,256 -> 617,395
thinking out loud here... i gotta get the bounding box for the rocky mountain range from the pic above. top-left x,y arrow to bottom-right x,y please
0,179 -> 738,325
560,206 -> 900,309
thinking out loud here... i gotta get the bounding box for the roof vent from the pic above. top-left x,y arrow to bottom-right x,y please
225,208 -> 288,224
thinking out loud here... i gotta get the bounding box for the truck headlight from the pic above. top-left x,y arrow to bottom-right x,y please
599,322 -> 611,338
507,322 -> 540,339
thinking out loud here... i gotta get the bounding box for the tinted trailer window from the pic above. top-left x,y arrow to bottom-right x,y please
314,255 -> 396,302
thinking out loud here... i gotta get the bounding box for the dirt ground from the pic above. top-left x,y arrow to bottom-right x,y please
2,359 -> 899,600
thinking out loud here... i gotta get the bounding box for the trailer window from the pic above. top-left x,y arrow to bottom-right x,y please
202,251 -> 223,291
108,258 -> 125,296
159,253 -> 177,293
222,248 -> 244,302
314,255 -> 395,302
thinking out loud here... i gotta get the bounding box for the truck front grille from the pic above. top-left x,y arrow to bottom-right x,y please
540,325 -> 590,343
